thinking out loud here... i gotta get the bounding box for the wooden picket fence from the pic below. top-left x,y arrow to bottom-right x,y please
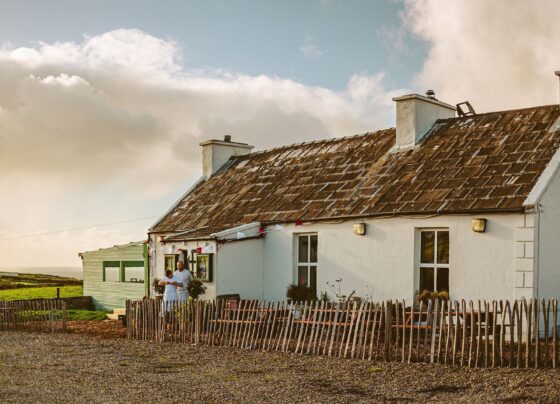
126,298 -> 560,369
0,299 -> 67,332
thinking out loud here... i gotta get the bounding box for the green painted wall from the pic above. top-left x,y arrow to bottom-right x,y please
81,242 -> 147,311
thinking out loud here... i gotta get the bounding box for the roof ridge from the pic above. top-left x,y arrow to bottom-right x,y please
234,128 -> 396,159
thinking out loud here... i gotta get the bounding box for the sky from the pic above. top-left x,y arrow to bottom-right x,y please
0,0 -> 559,267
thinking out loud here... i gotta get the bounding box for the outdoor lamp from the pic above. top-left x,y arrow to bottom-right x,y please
472,218 -> 487,233
353,222 -> 366,235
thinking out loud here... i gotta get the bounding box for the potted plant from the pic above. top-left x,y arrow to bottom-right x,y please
152,277 -> 165,297
187,279 -> 207,300
416,290 -> 449,305
286,284 -> 317,303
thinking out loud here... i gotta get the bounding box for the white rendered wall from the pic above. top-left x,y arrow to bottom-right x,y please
215,238 -> 264,299
151,213 -> 525,303
536,168 -> 560,300
263,214 -> 521,303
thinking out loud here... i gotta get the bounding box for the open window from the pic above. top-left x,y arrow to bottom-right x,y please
296,234 -> 318,292
123,261 -> 145,283
103,261 -> 121,282
418,230 -> 449,293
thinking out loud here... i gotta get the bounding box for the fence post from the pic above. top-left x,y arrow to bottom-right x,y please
62,301 -> 67,331
384,300 -> 392,361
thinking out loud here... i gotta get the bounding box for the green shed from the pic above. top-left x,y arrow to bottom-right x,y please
80,241 -> 148,311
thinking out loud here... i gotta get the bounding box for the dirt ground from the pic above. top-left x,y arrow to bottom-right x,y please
1,330 -> 559,403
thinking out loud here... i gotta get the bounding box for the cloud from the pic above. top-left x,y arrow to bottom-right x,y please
401,0 -> 560,111
0,28 -> 402,266
299,35 -> 325,60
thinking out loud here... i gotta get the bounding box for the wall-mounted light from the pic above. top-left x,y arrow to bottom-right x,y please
353,222 -> 366,236
472,218 -> 487,233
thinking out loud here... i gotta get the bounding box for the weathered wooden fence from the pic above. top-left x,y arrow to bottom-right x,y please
126,298 -> 560,369
0,299 -> 67,332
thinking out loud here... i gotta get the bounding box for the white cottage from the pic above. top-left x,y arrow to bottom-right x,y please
148,92 -> 560,303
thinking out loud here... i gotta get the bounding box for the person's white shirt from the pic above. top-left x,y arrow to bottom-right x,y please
162,275 -> 179,301
173,269 -> 193,300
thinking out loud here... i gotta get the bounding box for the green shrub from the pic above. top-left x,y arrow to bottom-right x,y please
416,290 -> 449,305
286,284 -> 317,302
187,279 -> 206,300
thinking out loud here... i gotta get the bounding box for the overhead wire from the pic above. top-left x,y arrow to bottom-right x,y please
0,216 -> 157,243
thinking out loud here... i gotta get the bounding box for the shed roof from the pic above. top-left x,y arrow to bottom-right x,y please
79,241 -> 146,257
151,104 -> 560,237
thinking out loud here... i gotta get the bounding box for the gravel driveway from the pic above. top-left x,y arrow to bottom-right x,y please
1,331 -> 559,403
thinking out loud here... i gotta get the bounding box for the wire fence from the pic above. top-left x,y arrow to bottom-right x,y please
126,298 -> 560,369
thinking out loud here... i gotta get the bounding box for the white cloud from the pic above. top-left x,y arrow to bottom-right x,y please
0,28 -> 402,266
401,0 -> 560,111
299,35 -> 325,60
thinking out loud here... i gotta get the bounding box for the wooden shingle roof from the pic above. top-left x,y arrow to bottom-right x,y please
151,104 -> 560,236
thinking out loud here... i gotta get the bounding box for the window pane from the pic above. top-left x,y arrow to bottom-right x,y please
105,267 -> 120,282
298,266 -> 308,287
419,267 -> 434,292
165,256 -> 175,271
436,268 -> 449,292
124,267 -> 144,283
420,232 -> 435,264
310,266 -> 317,292
310,235 -> 318,263
298,236 -> 309,263
437,231 -> 449,264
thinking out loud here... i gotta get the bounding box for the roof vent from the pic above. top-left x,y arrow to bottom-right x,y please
456,101 -> 476,117
426,89 -> 436,99
224,135 -> 232,142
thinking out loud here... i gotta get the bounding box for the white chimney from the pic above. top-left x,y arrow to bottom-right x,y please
392,91 -> 456,152
200,136 -> 254,178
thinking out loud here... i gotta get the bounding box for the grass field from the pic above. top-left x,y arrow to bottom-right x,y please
0,285 -> 83,301
66,309 -> 107,320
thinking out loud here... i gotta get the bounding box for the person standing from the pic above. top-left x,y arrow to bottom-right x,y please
174,260 -> 194,302
159,269 -> 179,312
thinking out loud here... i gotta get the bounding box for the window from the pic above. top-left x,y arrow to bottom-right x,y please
164,255 -> 176,272
419,230 -> 449,292
297,234 -> 318,292
103,261 -> 121,282
123,261 -> 145,283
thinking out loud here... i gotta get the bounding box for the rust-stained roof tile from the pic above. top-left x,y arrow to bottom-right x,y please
151,105 -> 560,234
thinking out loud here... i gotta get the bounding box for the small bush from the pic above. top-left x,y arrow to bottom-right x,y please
286,284 -> 317,302
152,278 -> 165,296
187,279 -> 206,300
416,290 -> 449,305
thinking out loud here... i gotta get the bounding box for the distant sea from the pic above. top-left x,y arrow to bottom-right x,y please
0,266 -> 83,280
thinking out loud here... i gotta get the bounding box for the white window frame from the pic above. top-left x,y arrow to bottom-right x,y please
418,229 -> 450,293
295,233 -> 318,290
